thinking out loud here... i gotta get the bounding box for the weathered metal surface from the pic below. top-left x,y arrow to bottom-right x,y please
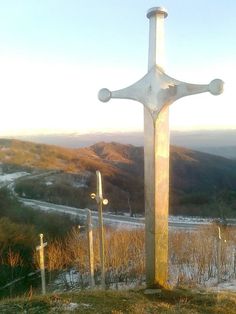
98,6 -> 223,288
144,105 -> 169,287
98,66 -> 223,122
91,170 -> 108,289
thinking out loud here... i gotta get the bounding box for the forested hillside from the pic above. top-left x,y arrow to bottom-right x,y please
1,138 -> 236,217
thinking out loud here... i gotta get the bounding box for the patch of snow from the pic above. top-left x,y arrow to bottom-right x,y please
123,212 -> 132,217
72,177 -> 88,188
169,215 -> 212,225
72,182 -> 88,188
62,302 -> 80,311
0,172 -> 29,183
80,303 -> 92,308
207,280 -> 236,292
61,302 -> 92,311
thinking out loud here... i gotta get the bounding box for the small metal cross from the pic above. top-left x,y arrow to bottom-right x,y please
36,233 -> 47,294
91,170 -> 108,289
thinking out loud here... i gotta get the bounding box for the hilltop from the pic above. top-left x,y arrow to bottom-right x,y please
10,129 -> 236,159
1,138 -> 236,216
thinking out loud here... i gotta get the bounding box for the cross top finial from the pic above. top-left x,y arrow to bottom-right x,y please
147,7 -> 168,19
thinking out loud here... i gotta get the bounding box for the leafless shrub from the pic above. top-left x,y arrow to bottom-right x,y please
33,223 -> 236,289
169,224 -> 236,286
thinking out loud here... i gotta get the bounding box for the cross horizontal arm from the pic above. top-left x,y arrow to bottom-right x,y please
90,171 -> 108,205
98,78 -> 223,103
98,66 -> 224,121
36,243 -> 47,250
175,78 -> 224,98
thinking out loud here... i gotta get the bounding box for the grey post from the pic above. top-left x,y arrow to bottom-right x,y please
98,7 -> 223,288
91,170 -> 108,289
36,233 -> 47,295
217,226 -> 222,284
87,209 -> 95,288
233,247 -> 236,278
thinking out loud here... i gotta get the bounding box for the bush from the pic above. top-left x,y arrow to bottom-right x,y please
0,188 -> 82,239
15,179 -> 89,208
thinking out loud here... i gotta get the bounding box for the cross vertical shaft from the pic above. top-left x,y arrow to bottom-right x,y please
145,7 -> 169,288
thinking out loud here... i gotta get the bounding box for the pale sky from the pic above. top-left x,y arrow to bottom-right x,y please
0,0 -> 235,136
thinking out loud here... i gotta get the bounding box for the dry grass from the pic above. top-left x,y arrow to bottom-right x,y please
33,223 -> 236,290
0,288 -> 236,313
169,224 -> 236,285
36,227 -> 145,288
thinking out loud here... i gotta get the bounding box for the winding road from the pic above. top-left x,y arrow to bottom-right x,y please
19,197 -> 212,230
0,170 -> 215,230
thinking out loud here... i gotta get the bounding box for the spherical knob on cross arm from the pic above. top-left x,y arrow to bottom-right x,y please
103,199 -> 108,206
90,193 -> 96,200
209,79 -> 224,95
98,88 -> 112,102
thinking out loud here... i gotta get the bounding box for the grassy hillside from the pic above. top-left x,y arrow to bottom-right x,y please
0,289 -> 236,313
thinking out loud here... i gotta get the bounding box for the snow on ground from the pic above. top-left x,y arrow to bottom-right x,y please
216,280 -> 236,292
49,266 -> 236,293
53,301 -> 92,312
60,302 -> 92,312
63,303 -> 80,311
169,215 -> 213,225
0,172 -> 29,184
205,279 -> 236,292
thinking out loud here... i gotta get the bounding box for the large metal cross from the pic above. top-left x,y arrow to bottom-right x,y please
98,7 -> 224,288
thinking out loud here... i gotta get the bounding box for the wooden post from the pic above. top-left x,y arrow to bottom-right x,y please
217,226 -> 222,284
91,170 -> 108,289
36,233 -> 47,295
233,247 -> 236,278
87,209 -> 95,288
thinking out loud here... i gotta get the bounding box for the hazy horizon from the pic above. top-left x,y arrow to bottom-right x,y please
2,129 -> 235,152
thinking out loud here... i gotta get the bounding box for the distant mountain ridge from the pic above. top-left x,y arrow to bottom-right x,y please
1,138 -> 236,216
6,129 -> 236,159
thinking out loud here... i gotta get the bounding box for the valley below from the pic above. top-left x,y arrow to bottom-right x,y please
1,137 -> 236,218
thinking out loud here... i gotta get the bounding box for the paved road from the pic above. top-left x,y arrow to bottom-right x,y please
3,171 -> 233,230
19,198 -> 212,230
